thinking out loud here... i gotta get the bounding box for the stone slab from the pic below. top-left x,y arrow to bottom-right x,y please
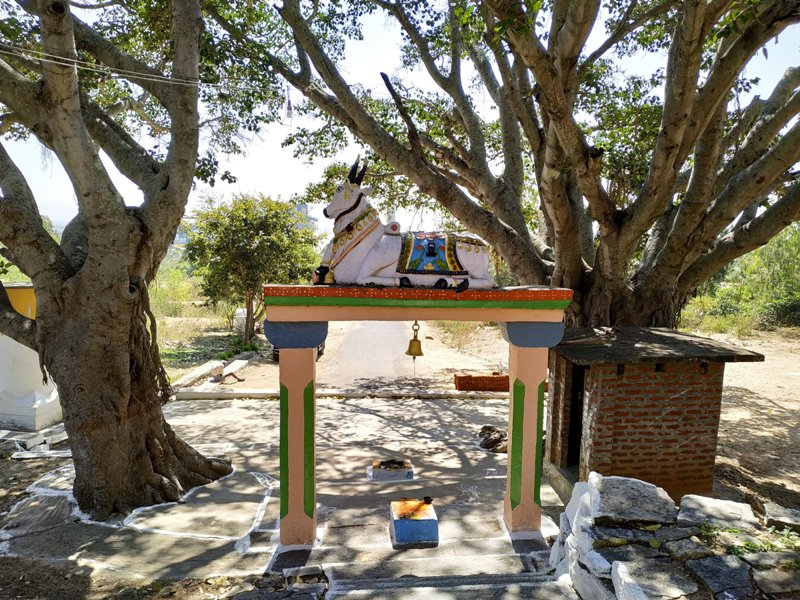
589,473 -> 677,527
612,560 -> 699,599
326,581 -> 581,599
677,495 -> 759,531
655,526 -> 702,542
368,459 -> 415,481
740,550 -> 800,570
753,569 -> 800,595
685,555 -> 753,595
568,549 -> 616,600
763,502 -> 800,533
327,554 -> 534,581
665,537 -> 715,561
0,495 -> 73,537
581,545 -> 662,578
574,524 -> 651,555
125,471 -> 269,539
78,527 -> 268,580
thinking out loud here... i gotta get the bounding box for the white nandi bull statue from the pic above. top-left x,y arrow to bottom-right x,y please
313,159 -> 494,291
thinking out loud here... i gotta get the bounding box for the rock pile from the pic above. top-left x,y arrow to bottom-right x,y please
550,472 -> 800,599
478,425 -> 508,453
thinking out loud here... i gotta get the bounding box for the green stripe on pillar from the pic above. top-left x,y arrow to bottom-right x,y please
510,378 -> 525,510
303,381 -> 315,519
534,381 -> 545,505
279,384 -> 289,519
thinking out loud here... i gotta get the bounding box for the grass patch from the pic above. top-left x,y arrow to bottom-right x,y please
433,320 -> 496,350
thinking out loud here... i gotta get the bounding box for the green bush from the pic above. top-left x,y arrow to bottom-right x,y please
760,293 -> 800,328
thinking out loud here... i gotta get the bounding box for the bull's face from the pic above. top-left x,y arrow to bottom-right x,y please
323,181 -> 359,219
323,157 -> 369,219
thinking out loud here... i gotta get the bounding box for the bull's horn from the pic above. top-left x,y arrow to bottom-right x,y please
347,155 -> 361,183
354,160 -> 368,185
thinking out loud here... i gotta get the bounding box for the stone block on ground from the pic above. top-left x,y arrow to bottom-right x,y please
564,482 -> 589,528
752,569 -> 800,596
677,495 -> 759,531
740,550 -> 800,570
655,526 -> 702,543
574,524 -> 651,555
368,458 -> 415,481
685,555 -> 753,596
763,502 -> 800,533
580,544 -> 663,578
612,560 -> 699,600
567,547 -> 616,600
588,472 -> 677,527
664,537 -> 715,562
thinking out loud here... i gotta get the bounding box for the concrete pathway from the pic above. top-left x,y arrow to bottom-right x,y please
1,397 -> 574,596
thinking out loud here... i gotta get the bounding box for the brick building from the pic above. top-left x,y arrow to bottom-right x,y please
546,328 -> 763,501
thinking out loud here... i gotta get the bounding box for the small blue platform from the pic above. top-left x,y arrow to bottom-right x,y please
390,499 -> 438,548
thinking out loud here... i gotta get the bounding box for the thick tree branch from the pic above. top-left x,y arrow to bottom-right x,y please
39,0 -> 126,225
381,72 -> 424,157
80,95 -> 163,195
680,119 -> 800,269
679,180 -> 800,291
620,0 -> 707,254
484,0 -> 617,242
713,67 -> 800,198
0,281 -> 38,350
645,101 -> 728,282
676,0 -> 800,166
140,0 -> 202,269
0,58 -> 52,147
0,141 -> 72,284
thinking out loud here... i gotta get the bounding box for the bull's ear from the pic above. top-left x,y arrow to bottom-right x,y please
347,156 -> 360,183
354,161 -> 368,184
361,186 -> 373,196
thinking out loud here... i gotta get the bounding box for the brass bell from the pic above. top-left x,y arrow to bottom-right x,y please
324,268 -> 336,285
405,321 -> 423,358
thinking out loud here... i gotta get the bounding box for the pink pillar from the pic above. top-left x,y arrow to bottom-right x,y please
278,348 -> 317,545
504,345 -> 548,533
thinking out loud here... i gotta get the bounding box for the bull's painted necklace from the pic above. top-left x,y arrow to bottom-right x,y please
330,206 -> 381,268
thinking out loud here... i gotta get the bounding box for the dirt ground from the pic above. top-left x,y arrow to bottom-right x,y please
1,325 -> 798,598
709,330 -> 800,510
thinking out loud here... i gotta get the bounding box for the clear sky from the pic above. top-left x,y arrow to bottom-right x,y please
6,12 -> 799,235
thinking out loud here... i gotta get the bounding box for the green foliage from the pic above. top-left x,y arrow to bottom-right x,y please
184,194 -> 320,342
681,224 -> 800,333
150,247 -> 201,318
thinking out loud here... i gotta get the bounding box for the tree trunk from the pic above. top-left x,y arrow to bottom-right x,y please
573,273 -> 690,328
39,273 -> 231,519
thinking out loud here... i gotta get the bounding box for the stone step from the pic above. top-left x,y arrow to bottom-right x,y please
328,575 -> 578,599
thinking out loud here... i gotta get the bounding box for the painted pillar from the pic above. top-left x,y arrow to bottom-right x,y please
264,320 -> 328,546
279,347 -> 317,545
499,322 -> 565,533
505,345 -> 548,532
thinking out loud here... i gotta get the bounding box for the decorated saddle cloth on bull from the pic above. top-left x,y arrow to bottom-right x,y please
397,232 -> 487,275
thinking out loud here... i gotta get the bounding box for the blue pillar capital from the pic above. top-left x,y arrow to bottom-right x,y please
499,321 -> 565,348
264,320 -> 328,349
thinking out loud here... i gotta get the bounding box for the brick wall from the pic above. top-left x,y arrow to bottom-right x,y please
547,354 -> 726,501
546,352 -> 573,468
